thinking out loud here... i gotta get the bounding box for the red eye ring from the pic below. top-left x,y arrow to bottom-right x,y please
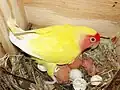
90,37 -> 96,42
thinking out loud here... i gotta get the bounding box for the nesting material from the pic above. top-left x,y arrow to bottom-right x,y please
82,35 -> 120,90
0,54 -> 56,90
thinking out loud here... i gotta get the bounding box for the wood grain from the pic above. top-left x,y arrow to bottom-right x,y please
7,0 -> 28,29
23,0 -> 32,4
0,0 -> 28,54
23,0 -> 120,37
0,35 -> 5,58
0,12 -> 16,54
0,0 -> 28,29
23,0 -> 120,21
24,6 -> 120,37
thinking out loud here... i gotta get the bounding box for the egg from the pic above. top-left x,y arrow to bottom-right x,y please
69,69 -> 83,81
90,75 -> 103,85
73,78 -> 87,90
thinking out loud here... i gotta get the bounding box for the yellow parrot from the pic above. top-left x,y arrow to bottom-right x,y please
7,18 -> 100,84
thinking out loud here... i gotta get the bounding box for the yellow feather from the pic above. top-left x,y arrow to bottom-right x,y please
28,24 -> 97,64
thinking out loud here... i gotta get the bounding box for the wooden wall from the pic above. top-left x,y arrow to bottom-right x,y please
0,0 -> 28,57
23,0 -> 120,36
23,0 -> 120,21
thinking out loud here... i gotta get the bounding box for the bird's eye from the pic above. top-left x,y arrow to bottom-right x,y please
90,37 -> 96,42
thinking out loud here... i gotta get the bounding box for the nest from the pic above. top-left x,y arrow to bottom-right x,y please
0,24 -> 120,90
82,37 -> 120,90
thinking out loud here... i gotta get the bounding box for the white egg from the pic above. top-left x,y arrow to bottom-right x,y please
73,78 -> 87,90
69,69 -> 83,81
90,75 -> 103,86
37,64 -> 47,72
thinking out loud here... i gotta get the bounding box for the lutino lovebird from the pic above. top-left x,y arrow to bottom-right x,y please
7,18 -> 100,84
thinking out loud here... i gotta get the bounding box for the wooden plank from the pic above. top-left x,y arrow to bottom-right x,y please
0,0 -> 28,54
0,12 -> 16,54
0,35 -> 5,58
8,0 -> 28,29
23,0 -> 120,21
23,0 -> 32,4
0,0 -> 28,29
24,6 -> 120,37
0,44 -> 5,58
23,0 -> 120,37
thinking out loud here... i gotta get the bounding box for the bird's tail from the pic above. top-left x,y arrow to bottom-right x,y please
6,18 -> 27,52
7,18 -> 24,34
7,18 -> 36,36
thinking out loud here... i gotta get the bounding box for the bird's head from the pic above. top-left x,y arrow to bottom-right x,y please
75,26 -> 100,52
